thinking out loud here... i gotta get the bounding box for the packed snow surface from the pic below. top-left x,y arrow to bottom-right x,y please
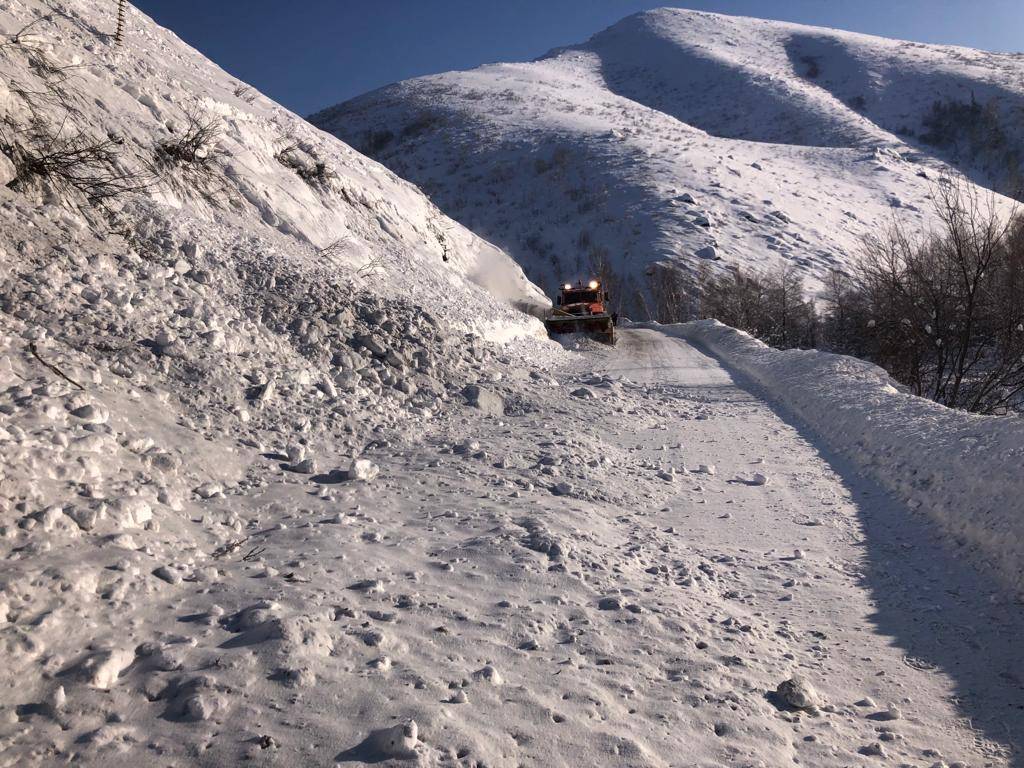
4,1 -> 1024,767
313,8 -> 1024,305
653,320 -> 1024,595
6,322 -> 1024,766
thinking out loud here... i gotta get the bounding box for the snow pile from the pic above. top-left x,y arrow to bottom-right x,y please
312,8 -> 1022,308
658,319 -> 1024,594
0,0 -> 556,528
0,0 -> 545,341
0,2 -> 567,761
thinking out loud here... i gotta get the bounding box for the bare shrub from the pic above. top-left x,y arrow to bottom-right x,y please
317,238 -> 351,261
233,84 -> 256,104
356,251 -> 390,278
1,15 -> 81,116
157,110 -> 220,165
0,16 -> 152,209
1,15 -> 64,78
0,14 -> 50,48
0,118 -> 151,204
275,136 -> 332,189
830,179 -> 1024,413
155,109 -> 225,201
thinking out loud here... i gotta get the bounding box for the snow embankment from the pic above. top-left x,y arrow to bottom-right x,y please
657,320 -> 1024,594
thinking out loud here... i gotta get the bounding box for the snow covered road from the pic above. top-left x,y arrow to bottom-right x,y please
579,328 -> 1023,766
5,329 -> 1023,767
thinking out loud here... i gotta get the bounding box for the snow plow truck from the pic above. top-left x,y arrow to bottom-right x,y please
544,279 -> 616,344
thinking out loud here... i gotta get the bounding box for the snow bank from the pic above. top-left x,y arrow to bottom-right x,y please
656,320 -> 1024,594
0,0 -> 547,345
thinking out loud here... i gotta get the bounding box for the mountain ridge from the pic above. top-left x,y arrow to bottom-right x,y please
313,7 -> 1024,312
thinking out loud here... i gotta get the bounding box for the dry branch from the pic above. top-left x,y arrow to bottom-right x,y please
27,342 -> 85,390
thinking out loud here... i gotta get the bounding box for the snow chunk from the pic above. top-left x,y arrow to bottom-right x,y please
463,384 -> 505,417
81,648 -> 135,689
340,720 -> 419,762
348,458 -> 380,482
471,665 -> 504,685
774,677 -> 821,711
112,497 -> 153,528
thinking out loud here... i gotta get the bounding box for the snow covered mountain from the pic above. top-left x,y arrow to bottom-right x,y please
312,8 -> 1024,310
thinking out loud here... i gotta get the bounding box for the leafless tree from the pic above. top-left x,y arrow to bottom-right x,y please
700,263 -> 817,349
832,178 -> 1024,413
647,262 -> 698,324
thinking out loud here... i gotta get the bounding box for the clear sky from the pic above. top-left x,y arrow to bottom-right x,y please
130,0 -> 1024,117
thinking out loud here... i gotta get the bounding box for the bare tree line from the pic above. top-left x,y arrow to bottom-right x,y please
822,181 -> 1024,414
646,179 -> 1024,415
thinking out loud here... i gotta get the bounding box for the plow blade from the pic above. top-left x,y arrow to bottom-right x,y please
544,314 -> 615,344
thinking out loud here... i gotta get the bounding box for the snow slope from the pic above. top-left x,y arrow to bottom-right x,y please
312,8 -> 1024,310
0,0 -> 546,340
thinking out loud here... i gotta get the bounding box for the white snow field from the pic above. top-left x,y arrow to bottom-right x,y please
312,8 -> 1024,306
4,1 -> 1024,767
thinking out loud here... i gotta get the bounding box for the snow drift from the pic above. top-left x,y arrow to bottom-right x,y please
0,0 -> 546,342
659,319 -> 1024,595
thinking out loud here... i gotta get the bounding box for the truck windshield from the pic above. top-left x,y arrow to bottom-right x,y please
564,290 -> 599,303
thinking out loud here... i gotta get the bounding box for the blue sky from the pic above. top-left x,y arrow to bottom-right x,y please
131,0 -> 1024,116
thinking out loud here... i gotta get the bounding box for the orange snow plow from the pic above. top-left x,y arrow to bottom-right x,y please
544,279 -> 616,344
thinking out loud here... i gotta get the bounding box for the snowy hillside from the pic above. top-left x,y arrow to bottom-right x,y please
312,8 -> 1024,310
0,0 -> 546,339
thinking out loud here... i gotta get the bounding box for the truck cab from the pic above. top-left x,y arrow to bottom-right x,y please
556,281 -> 609,315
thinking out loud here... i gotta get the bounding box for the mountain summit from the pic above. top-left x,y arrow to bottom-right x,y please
312,8 -> 1024,311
